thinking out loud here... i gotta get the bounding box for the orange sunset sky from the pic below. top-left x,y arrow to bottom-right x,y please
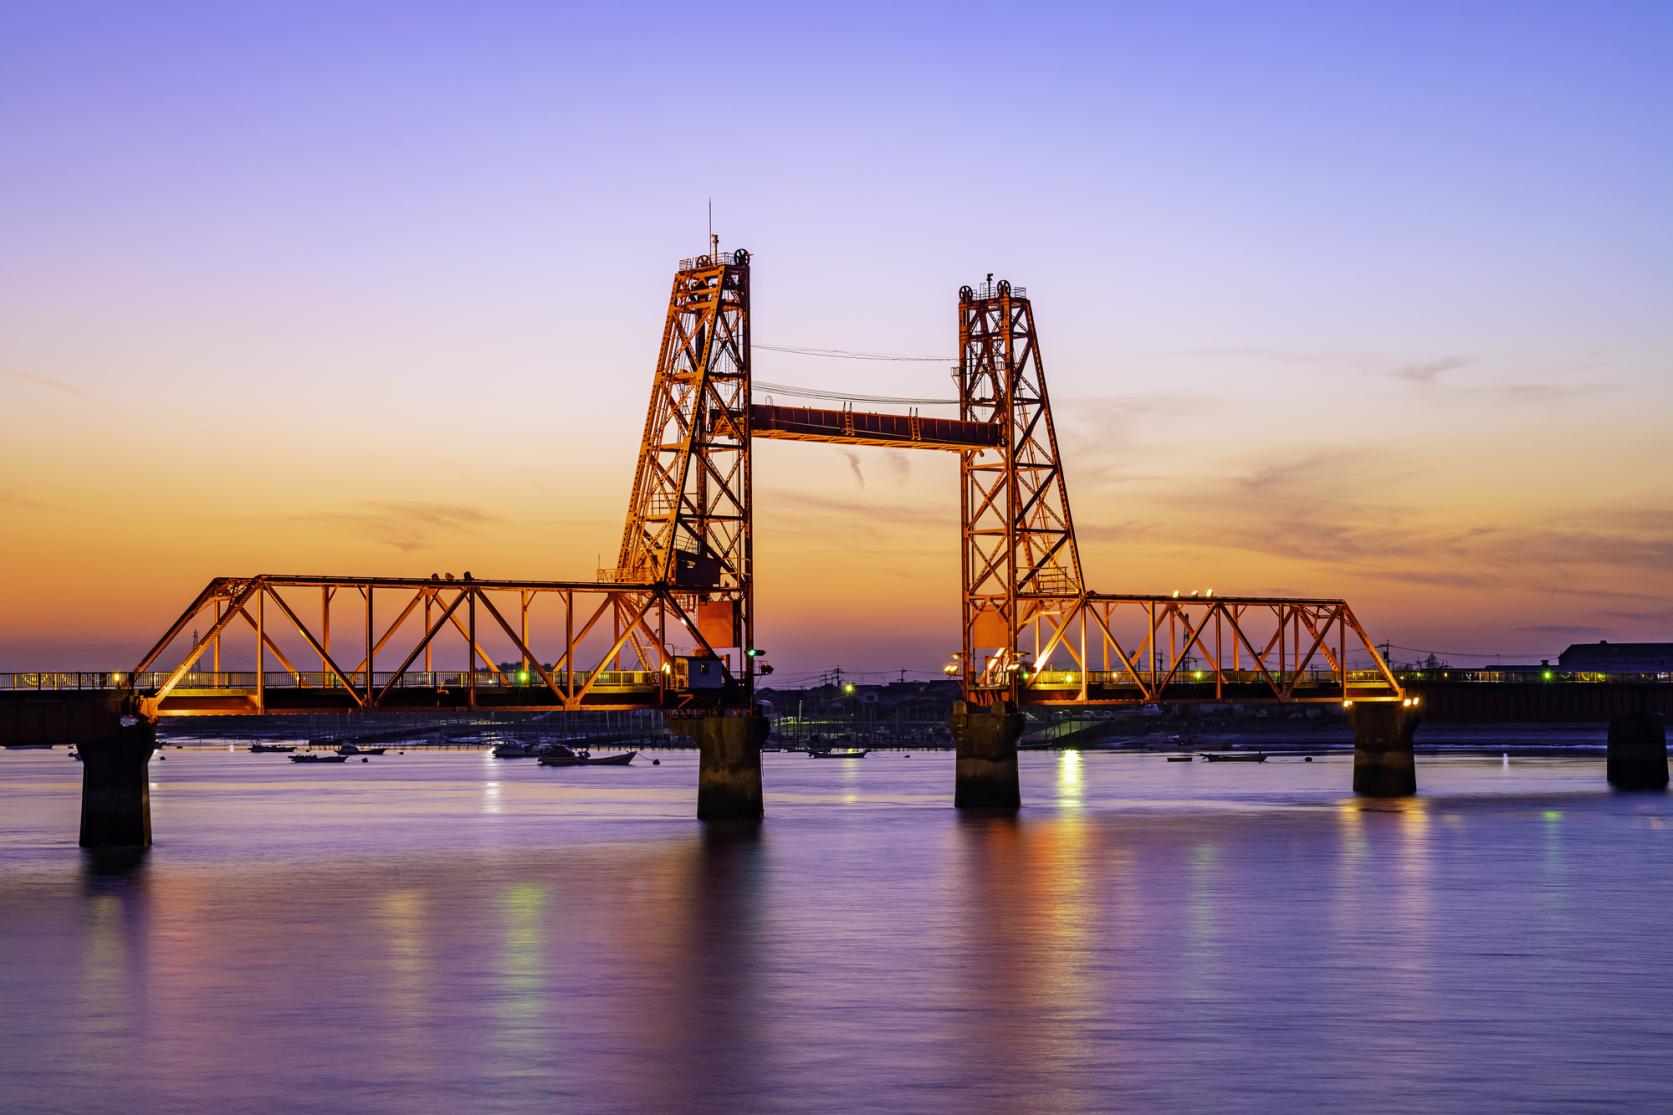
3,4 -> 1670,680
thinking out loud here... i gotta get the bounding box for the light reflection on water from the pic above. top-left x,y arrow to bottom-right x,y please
2,749 -> 1672,1112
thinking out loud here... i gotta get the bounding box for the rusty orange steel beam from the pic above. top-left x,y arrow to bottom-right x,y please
1001,593 -> 1403,706
124,574 -> 733,717
749,403 -> 1001,452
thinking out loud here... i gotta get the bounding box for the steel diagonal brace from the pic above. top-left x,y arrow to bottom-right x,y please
373,590 -> 467,705
967,533 -> 1015,598
1018,597 -> 1086,694
151,580 -> 260,702
1153,602 -> 1220,694
1224,612 -> 1282,697
430,591 -> 508,684
1344,607 -> 1403,698
261,586 -> 366,707
1020,535 -> 1072,591
619,600 -> 659,673
235,605 -> 302,678
348,589 -> 428,677
552,593 -> 620,679
965,462 -> 1009,523
1114,605 -> 1156,667
1024,602 -> 1086,672
664,592 -> 722,661
1282,611 -> 1335,699
131,579 -> 227,676
473,592 -> 565,703
1085,603 -> 1152,698
570,593 -> 663,708
1294,608 -> 1342,675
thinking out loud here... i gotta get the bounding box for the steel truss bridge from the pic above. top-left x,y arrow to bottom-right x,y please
6,247 -> 1404,725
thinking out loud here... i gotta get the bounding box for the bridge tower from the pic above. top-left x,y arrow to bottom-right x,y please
615,246 -> 763,820
957,278 -> 1083,704
950,278 -> 1082,808
615,247 -> 755,696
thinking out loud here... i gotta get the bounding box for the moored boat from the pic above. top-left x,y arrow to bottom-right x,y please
1200,752 -> 1267,763
493,742 -> 542,758
290,753 -> 349,764
537,745 -> 637,767
250,743 -> 297,753
336,744 -> 387,756
810,748 -> 869,759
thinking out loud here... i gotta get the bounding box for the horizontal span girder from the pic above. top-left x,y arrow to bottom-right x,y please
149,681 -> 665,715
198,575 -> 661,592
749,404 -> 1001,452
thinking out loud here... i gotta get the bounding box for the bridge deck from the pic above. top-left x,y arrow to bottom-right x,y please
749,404 -> 1000,451
0,670 -> 665,718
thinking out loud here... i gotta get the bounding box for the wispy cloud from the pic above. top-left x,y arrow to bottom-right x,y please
293,501 -> 499,553
1106,446 -> 1672,609
1387,356 -> 1469,385
1133,347 -> 1367,368
759,489 -> 950,546
2,372 -> 84,398
1053,393 -> 1222,491
1518,624 -> 1611,637
1378,355 -> 1614,405
1496,382 -> 1603,405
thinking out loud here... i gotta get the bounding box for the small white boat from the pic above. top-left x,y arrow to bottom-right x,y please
538,745 -> 637,767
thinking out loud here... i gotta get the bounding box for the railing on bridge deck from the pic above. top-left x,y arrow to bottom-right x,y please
0,670 -> 661,693
1024,667 -> 1403,704
1394,669 -> 1673,685
0,669 -> 665,712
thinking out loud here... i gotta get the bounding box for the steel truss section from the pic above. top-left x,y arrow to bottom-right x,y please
957,280 -> 1085,702
611,248 -> 753,688
126,574 -> 730,716
999,593 -> 1403,705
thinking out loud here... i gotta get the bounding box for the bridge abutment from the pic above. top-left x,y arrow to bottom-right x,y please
1607,712 -> 1668,790
1350,701 -> 1419,797
79,718 -> 158,849
950,700 -> 1023,810
668,711 -> 766,823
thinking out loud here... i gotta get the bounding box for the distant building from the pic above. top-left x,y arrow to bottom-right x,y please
1557,641 -> 1673,673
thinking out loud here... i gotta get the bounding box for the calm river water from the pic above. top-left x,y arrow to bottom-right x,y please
2,747 -> 1671,1113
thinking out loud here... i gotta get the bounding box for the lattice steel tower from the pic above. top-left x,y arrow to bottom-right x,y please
958,278 -> 1084,701
615,248 -> 754,685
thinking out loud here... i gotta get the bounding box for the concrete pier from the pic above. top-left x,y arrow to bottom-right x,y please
79,718 -> 159,849
668,711 -> 766,823
1350,701 -> 1419,797
1607,712 -> 1668,790
950,700 -> 1023,810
